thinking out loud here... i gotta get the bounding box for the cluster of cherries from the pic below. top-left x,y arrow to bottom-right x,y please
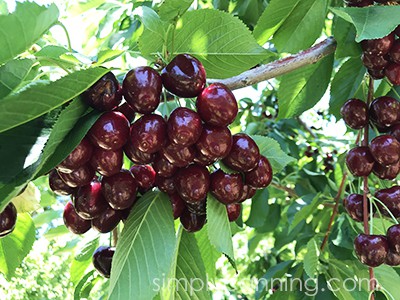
345,0 -> 400,85
341,96 -> 400,266
46,54 -> 272,277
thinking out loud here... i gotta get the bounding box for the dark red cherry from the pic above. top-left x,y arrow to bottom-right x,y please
354,234 -> 389,267
93,246 -> 115,278
48,169 -> 75,195
193,151 -> 217,166
362,53 -> 389,70
58,164 -> 95,188
389,40 -> 400,64
155,175 -> 175,195
73,180 -> 109,220
361,33 -> 394,56
57,138 -> 93,172
152,153 -> 179,178
373,161 -> 400,180
0,203 -> 17,237
130,114 -> 167,154
91,207 -> 122,233
390,124 -> 400,142
387,224 -> 400,254
345,0 -> 373,6
222,134 -> 260,172
174,164 -> 210,204
196,83 -> 238,127
161,54 -> 206,98
238,185 -> 257,203
90,148 -> 123,177
340,99 -> 368,130
101,170 -> 138,210
343,194 -> 368,222
167,107 -> 202,147
369,96 -> 400,128
385,63 -> 400,85
168,193 -> 186,219
245,156 -> 273,188
345,146 -> 375,177
130,165 -> 156,193
226,203 -> 241,222
115,102 -> 136,122
195,125 -> 232,160
186,200 -> 206,215
368,68 -> 385,80
124,140 -> 155,165
180,208 -> 206,233
375,186 -> 400,218
123,66 -> 162,114
370,135 -> 400,166
210,170 -> 243,205
63,201 -> 91,235
83,72 -> 121,111
88,111 -> 129,150
386,251 -> 400,266
161,143 -> 196,168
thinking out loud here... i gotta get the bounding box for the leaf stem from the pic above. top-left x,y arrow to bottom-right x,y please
56,21 -> 73,52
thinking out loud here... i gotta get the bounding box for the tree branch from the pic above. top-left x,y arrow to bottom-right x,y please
207,37 -> 337,90
270,181 -> 298,198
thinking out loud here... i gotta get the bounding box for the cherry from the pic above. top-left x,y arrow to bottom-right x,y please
389,40 -> 400,64
91,207 -> 122,233
90,148 -> 123,177
196,83 -> 238,127
361,33 -> 394,56
343,194 -> 368,222
63,201 -> 91,235
73,180 -> 108,220
245,156 -> 273,188
368,68 -> 385,80
369,96 -> 400,128
373,161 -> 400,180
161,54 -> 206,98
238,185 -> 257,203
385,63 -> 400,85
115,102 -> 136,122
386,251 -> 400,266
161,143 -> 196,168
167,107 -> 202,147
375,186 -> 400,218
155,175 -> 175,195
130,165 -> 156,193
345,0 -> 373,6
152,153 -> 179,178
0,203 -> 17,237
195,125 -> 232,161
226,203 -> 241,222
180,208 -> 206,233
222,134 -> 260,172
390,124 -> 400,142
210,170 -> 243,205
387,224 -> 400,254
101,170 -> 138,210
369,135 -> 400,166
130,114 -> 167,154
354,234 -> 389,267
340,99 -> 368,130
58,164 -> 95,188
88,112 -> 130,150
193,151 -> 217,166
345,146 -> 375,177
168,193 -> 186,219
48,169 -> 75,195
174,164 -> 210,204
186,200 -> 206,215
124,140 -> 155,165
123,66 -> 162,114
57,138 -> 93,173
93,246 -> 115,278
361,53 -> 389,70
83,72 -> 121,111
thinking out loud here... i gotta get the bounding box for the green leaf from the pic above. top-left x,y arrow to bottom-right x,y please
70,236 -> 99,286
44,225 -> 70,239
330,58 -> 366,119
195,226 -> 220,282
0,213 -> 35,279
245,189 -> 269,228
277,54 -> 333,119
170,9 -> 271,78
0,2 -> 59,65
374,265 -> 400,300
290,194 -> 320,231
35,45 -> 80,68
74,270 -> 96,300
332,16 -> 362,59
0,59 -> 35,98
206,194 -> 235,263
158,0 -> 193,21
273,0 -> 329,53
303,238 -> 319,279
331,6 -> 400,42
251,135 -> 296,172
108,191 -> 175,300
33,210 -> 61,228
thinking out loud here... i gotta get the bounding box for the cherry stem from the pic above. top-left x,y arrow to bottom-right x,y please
112,227 -> 119,247
207,37 -> 336,90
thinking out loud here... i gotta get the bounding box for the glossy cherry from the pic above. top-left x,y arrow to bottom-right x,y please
369,96 -> 400,128
167,107 -> 202,147
343,194 -> 368,222
373,161 -> 400,180
155,175 -> 175,195
180,208 -> 206,233
345,146 -> 375,177
174,164 -> 210,204
361,33 -> 394,56
115,102 -> 136,122
389,40 -> 400,64
361,53 -> 389,70
91,207 -> 122,233
63,201 -> 91,235
152,153 -> 179,178
222,134 -> 260,172
130,114 -> 167,154
375,186 -> 400,218
369,135 -> 400,166
385,63 -> 400,86
210,170 -> 243,205
196,83 -> 238,127
57,138 -> 93,172
123,66 -> 162,114
186,200 -> 206,215
73,180 -> 109,220
58,164 -> 95,188
195,125 -> 232,160
124,140 -> 156,165
90,148 -> 123,177
386,251 -> 400,266
48,169 -> 75,195
168,193 -> 186,219
226,203 -> 241,222
354,234 -> 389,267
101,170 -> 138,210
93,246 -> 115,278
130,165 -> 156,193
340,99 -> 368,130
390,124 -> 400,142
0,203 -> 17,237
161,143 -> 196,168
387,224 -> 400,254
245,156 -> 273,188
368,68 -> 385,80
193,151 -> 217,166
238,185 -> 257,203
161,54 -> 206,98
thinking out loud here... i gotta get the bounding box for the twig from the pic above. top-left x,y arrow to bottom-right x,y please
270,181 -> 298,198
207,37 -> 337,90
297,116 -> 317,138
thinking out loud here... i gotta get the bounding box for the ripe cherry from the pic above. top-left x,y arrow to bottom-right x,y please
73,180 -> 108,220
48,169 -> 75,195
375,186 -> 400,218
152,153 -> 179,178
155,175 -> 175,195
354,234 -> 389,267
361,53 -> 389,70
93,246 -> 115,278
194,151 -> 217,166
369,135 -> 400,166
180,208 -> 206,232
385,63 -> 400,85
0,203 -> 17,237
390,124 -> 400,142
368,68 -> 385,80
161,54 -> 206,98
57,138 -> 93,172
174,164 -> 210,204
373,161 -> 400,180
123,66 -> 162,114
369,96 -> 400,128
386,251 -> 400,266
210,170 -> 243,205
58,164 -> 95,188
168,193 -> 186,219
124,140 -> 155,165
361,33 -> 394,56
340,99 -> 368,130
226,203 -> 241,222
245,156 -> 273,188
161,143 -> 196,168
91,207 -> 122,233
195,125 -> 232,161
345,146 -> 375,177
387,224 -> 400,254
238,185 -> 257,203
91,148 -> 123,177
115,102 -> 136,122
389,40 -> 400,64
343,194 -> 368,222
63,201 -> 91,235
222,134 -> 260,172
130,165 -> 156,193
167,107 -> 202,147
